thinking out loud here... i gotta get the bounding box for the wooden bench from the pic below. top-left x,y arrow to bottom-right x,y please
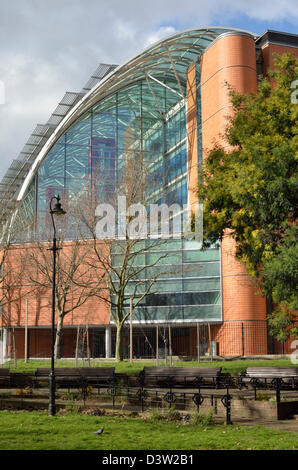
34,367 -> 116,390
138,366 -> 223,389
0,368 -> 10,387
239,367 -> 298,390
80,367 -> 116,388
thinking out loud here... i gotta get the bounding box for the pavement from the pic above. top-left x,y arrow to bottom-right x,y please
234,416 -> 298,434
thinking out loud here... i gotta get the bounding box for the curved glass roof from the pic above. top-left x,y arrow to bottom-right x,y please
0,26 -> 257,217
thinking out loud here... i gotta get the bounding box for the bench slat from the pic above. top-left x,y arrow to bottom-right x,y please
142,367 -> 221,376
34,367 -> 116,388
36,367 -> 115,377
139,366 -> 222,388
245,367 -> 298,377
239,367 -> 298,390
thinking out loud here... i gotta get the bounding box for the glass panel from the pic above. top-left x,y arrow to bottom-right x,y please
37,177 -> 65,212
165,145 -> 187,184
149,239 -> 182,251
182,291 -> 221,305
93,94 -> 116,114
143,122 -> 163,154
183,278 -> 220,291
66,132 -> 90,146
151,279 -> 183,293
92,111 -> 116,139
183,305 -> 221,321
12,179 -> 36,242
89,137 -> 116,187
145,292 -> 182,306
165,112 -> 185,151
67,112 -> 92,136
39,143 -> 65,179
112,253 -> 146,267
133,306 -> 183,322
183,262 -> 220,278
146,264 -> 182,279
165,179 -> 187,206
65,144 -> 90,178
146,251 -> 182,265
183,249 -> 220,262
65,177 -> 90,199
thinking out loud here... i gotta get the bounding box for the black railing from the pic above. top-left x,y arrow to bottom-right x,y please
3,373 -> 298,425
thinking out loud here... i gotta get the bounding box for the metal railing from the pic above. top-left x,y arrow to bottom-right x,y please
2,373 -> 297,425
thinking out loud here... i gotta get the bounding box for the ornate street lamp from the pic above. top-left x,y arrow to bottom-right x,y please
48,195 -> 66,416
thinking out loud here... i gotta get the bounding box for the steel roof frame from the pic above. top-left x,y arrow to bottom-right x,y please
0,27 -> 257,224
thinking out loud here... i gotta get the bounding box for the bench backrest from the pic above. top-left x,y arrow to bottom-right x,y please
245,367 -> 298,378
0,369 -> 10,376
36,368 -> 81,377
36,367 -> 115,377
142,367 -> 222,377
79,367 -> 115,377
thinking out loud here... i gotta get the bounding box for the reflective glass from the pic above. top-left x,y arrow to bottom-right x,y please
183,305 -> 222,321
183,249 -> 220,262
65,144 -> 90,179
37,177 -> 65,211
17,68 -> 222,322
183,278 -> 220,291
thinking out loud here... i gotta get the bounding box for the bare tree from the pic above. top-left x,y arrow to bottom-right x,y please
0,203 -> 32,329
73,153 -> 181,361
24,226 -> 105,358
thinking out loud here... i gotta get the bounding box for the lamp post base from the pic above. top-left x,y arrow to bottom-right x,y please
48,403 -> 56,416
48,372 -> 56,416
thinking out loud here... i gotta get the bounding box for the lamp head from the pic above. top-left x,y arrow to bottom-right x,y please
50,195 -> 66,216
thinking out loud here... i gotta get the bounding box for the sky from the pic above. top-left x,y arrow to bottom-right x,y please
0,0 -> 297,182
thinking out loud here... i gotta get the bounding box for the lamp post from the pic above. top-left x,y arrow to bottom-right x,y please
48,194 -> 66,416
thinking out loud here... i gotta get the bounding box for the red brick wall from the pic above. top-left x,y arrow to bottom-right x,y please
187,63 -> 199,211
261,43 -> 298,75
200,33 -> 267,355
1,242 -> 110,329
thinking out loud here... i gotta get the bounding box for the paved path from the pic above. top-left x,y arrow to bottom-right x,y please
232,417 -> 298,433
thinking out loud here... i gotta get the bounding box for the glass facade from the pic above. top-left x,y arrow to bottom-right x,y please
15,28 -> 229,323
21,78 -> 190,236
114,238 -> 221,322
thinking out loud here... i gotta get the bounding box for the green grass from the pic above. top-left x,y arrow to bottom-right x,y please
0,410 -> 297,450
6,358 -> 295,376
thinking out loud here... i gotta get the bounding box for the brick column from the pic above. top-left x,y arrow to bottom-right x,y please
200,33 -> 267,355
186,63 -> 199,213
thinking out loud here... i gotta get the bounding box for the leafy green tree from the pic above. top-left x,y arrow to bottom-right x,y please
198,53 -> 298,340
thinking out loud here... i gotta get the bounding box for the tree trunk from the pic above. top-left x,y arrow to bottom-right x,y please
54,312 -> 64,359
115,323 -> 124,362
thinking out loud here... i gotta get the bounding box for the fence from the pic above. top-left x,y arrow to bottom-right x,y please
3,372 -> 297,424
2,321 -> 296,361
112,321 -> 294,360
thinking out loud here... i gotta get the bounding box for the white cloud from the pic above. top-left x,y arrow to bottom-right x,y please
145,26 -> 177,47
0,0 -> 297,181
114,19 -> 137,41
223,0 -> 298,22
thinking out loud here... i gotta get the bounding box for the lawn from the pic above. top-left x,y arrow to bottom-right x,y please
6,358 -> 295,376
0,409 -> 297,450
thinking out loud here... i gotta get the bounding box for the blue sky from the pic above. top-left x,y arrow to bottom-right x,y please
208,16 -> 297,36
0,0 -> 297,180
159,14 -> 297,37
